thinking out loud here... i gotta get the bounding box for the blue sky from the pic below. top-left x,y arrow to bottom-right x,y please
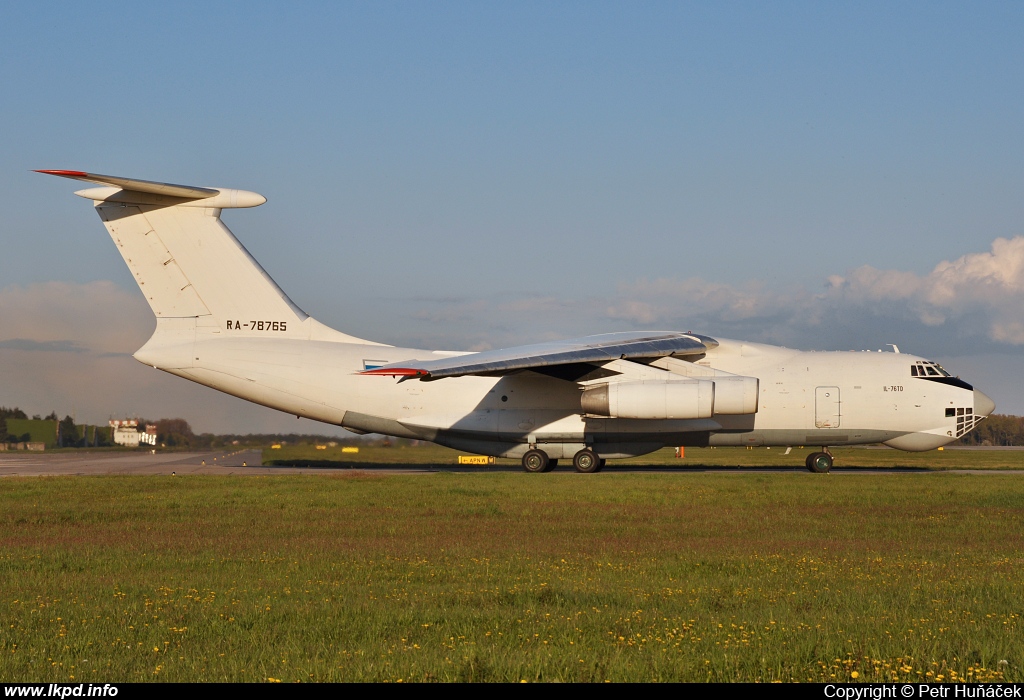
2,2 -> 1023,431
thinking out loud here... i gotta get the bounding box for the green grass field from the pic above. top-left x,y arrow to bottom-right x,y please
1,471 -> 1021,682
264,443 -> 1024,470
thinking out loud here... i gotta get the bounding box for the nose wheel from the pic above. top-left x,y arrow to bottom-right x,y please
805,450 -> 833,473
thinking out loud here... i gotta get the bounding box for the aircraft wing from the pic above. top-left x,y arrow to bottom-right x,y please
361,331 -> 718,380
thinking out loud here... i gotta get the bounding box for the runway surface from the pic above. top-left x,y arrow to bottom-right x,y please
1,450 -> 1022,476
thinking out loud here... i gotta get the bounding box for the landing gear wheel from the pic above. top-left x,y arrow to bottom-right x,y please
807,451 -> 833,473
522,449 -> 549,473
544,459 -> 558,472
598,459 -> 606,469
573,449 -> 601,473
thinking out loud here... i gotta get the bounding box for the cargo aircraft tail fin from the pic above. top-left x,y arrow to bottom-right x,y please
36,170 -> 374,349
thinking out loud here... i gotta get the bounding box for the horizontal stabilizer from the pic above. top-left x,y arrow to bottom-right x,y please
35,170 -> 266,208
35,170 -> 219,199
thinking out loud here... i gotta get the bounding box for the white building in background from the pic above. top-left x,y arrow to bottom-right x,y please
110,419 -> 157,447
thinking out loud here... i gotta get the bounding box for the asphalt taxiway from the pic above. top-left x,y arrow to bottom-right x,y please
1,450 -> 1022,476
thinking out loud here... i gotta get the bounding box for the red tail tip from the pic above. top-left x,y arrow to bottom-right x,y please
35,169 -> 89,177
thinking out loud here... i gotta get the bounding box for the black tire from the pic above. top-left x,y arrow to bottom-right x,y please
573,449 -> 600,473
544,459 -> 558,472
805,452 -> 815,470
808,451 -> 832,473
522,449 -> 549,473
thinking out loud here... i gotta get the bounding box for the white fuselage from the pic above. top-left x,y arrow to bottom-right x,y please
136,324 -> 987,459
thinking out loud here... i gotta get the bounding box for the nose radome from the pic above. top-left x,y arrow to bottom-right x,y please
974,389 -> 996,417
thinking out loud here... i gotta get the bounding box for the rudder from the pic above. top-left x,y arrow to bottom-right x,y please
97,201 -> 308,330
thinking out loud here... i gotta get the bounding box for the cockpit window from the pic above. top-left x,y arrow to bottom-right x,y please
913,360 -> 953,377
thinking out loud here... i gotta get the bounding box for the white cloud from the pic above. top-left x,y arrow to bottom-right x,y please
0,282 -> 353,435
0,281 -> 152,354
825,237 -> 1024,344
563,236 -> 1024,351
607,278 -> 799,325
326,237 -> 1024,354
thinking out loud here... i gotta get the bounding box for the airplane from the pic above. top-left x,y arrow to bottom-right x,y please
37,170 -> 996,473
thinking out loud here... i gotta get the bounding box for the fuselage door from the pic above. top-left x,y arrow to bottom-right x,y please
815,386 -> 841,428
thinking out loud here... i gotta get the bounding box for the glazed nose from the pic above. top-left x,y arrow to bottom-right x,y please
974,389 -> 996,417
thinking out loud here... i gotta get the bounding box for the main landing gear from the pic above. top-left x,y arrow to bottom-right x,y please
805,448 -> 833,473
522,449 -> 554,473
521,448 -> 603,473
572,448 -> 602,473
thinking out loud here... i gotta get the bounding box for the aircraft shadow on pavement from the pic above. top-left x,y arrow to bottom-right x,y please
257,460 -> 933,473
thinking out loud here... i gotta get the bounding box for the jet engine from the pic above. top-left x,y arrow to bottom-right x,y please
707,376 -> 759,415
581,377 -> 758,419
582,380 -> 714,419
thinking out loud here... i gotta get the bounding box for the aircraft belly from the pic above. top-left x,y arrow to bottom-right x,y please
709,429 -> 904,447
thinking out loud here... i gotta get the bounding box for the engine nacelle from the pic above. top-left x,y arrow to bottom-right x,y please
581,376 -> 759,419
709,376 -> 759,414
582,380 -> 715,419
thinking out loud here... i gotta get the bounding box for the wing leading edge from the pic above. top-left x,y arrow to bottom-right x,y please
361,331 -> 718,380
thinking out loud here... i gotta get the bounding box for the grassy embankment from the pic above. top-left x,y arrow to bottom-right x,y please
1,473 -> 1021,682
264,443 -> 1024,470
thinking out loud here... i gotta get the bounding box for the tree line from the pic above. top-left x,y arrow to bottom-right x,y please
1,407 -> 366,448
0,407 -> 65,444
